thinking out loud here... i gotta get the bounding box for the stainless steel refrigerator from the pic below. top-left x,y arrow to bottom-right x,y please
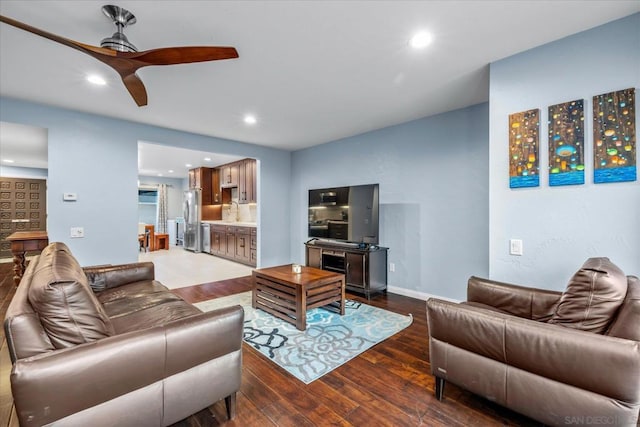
183,189 -> 201,252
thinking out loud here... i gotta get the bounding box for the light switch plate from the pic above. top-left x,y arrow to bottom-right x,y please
509,239 -> 523,256
70,227 -> 84,238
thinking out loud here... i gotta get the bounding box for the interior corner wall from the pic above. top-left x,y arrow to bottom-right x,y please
291,103 -> 489,301
0,166 -> 48,179
489,13 -> 640,288
0,97 -> 292,268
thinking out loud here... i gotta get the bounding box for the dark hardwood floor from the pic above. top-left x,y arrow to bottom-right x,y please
0,261 -> 541,427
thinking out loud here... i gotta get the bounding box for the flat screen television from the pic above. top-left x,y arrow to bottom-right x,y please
308,184 -> 379,245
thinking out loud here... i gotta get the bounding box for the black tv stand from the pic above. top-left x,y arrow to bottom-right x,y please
305,240 -> 388,299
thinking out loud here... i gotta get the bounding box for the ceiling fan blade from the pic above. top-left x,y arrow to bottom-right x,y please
121,73 -> 148,107
0,14 -> 116,58
128,46 -> 239,66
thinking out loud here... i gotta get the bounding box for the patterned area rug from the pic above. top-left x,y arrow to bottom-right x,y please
195,291 -> 413,384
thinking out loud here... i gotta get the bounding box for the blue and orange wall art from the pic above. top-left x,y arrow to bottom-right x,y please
593,88 -> 636,183
548,99 -> 585,186
509,108 -> 540,188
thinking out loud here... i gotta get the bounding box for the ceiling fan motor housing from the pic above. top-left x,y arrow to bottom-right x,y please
100,5 -> 138,52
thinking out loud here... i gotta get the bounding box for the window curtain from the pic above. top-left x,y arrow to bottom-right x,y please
156,184 -> 168,234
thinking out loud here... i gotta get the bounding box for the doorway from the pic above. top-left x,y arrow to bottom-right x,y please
0,177 -> 47,258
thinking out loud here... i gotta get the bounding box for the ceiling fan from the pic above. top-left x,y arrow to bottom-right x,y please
0,5 -> 239,107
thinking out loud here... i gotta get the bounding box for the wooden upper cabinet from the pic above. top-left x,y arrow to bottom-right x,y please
239,159 -> 257,204
189,167 -> 212,205
211,168 -> 221,205
221,162 -> 239,187
188,169 -> 196,189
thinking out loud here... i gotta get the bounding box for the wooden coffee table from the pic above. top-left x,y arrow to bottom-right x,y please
252,264 -> 345,330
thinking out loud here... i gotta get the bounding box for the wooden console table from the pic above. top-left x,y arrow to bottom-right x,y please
6,230 -> 49,286
252,264 -> 345,331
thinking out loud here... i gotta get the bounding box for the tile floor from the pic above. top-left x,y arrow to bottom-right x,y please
138,244 -> 254,289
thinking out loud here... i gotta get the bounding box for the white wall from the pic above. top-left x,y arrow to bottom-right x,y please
489,13 -> 640,288
0,97 -> 292,267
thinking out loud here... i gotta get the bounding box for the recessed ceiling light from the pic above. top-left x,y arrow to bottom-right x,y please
2,159 -> 15,163
87,74 -> 107,85
168,170 -> 174,173
185,163 -> 192,167
157,173 -> 163,177
204,157 -> 211,162
244,114 -> 257,125
410,31 -> 433,49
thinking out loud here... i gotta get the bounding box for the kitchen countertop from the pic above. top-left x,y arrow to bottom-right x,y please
202,220 -> 257,227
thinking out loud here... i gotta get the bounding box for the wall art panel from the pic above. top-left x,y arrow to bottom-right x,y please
593,88 -> 636,183
509,108 -> 540,188
548,99 -> 585,186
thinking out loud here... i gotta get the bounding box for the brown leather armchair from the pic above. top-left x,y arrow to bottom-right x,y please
427,272 -> 640,427
5,242 -> 244,426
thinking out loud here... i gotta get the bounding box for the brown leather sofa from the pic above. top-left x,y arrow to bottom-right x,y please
426,260 -> 640,427
4,242 -> 244,426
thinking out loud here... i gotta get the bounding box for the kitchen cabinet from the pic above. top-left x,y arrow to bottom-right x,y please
225,226 -> 236,258
238,159 -> 256,204
235,227 -> 251,264
221,162 -> 239,187
207,224 -> 256,267
211,168 -> 221,205
210,225 -> 225,255
189,167 -> 212,205
250,228 -> 257,266
304,241 -> 388,299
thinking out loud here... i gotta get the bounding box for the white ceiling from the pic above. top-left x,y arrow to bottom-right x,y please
137,142 -> 244,178
1,1 -> 638,154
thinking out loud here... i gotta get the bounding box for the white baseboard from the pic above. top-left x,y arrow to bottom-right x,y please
387,285 -> 461,303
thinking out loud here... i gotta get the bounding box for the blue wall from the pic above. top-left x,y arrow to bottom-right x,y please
2,13 -> 637,299
489,13 -> 640,288
291,103 -> 489,301
0,97 -> 292,267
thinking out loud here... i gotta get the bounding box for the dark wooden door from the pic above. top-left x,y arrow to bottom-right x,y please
345,252 -> 366,289
0,177 -> 47,258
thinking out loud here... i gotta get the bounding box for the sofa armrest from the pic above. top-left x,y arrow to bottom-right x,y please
467,276 -> 561,321
426,298 -> 640,404
10,305 -> 244,426
83,262 -> 155,292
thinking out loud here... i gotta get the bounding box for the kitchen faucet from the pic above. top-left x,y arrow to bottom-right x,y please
228,200 -> 240,222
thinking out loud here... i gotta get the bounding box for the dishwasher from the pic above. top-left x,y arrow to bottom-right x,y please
200,223 -> 211,253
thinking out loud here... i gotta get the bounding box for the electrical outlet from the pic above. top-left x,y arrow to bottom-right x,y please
509,239 -> 523,256
70,227 -> 84,238
389,262 -> 395,272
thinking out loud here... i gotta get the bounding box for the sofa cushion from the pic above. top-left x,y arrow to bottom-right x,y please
548,257 -> 627,334
28,242 -> 115,348
606,275 -> 640,340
